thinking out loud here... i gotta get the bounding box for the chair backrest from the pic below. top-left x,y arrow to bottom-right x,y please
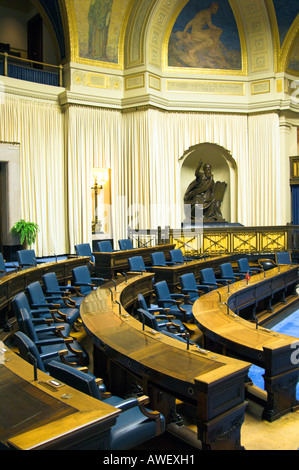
128,256 -> 146,272
0,253 -> 6,273
26,281 -> 47,307
12,292 -> 32,324
18,308 -> 39,342
220,262 -> 234,278
237,258 -> 251,273
275,251 -> 291,265
137,293 -> 149,312
154,281 -> 172,308
151,252 -> 166,266
118,239 -> 133,250
137,308 -> 160,331
75,243 -> 92,257
169,249 -> 184,263
200,267 -> 216,284
258,259 -> 276,271
179,273 -> 199,302
17,249 -> 37,267
72,265 -> 92,295
14,331 -> 46,372
42,272 -> 60,294
97,241 -> 113,252
47,360 -> 102,400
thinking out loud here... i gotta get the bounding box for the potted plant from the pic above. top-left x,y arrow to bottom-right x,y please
10,219 -> 40,248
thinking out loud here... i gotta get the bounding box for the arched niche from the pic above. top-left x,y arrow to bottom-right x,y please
179,143 -> 238,224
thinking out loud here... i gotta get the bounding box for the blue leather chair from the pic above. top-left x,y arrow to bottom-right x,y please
42,272 -> 83,309
47,360 -> 165,450
179,273 -> 209,303
72,265 -> 105,296
74,243 -> 95,270
237,258 -> 261,276
128,256 -> 151,273
0,253 -> 6,274
200,267 -> 232,290
153,280 -> 193,322
16,310 -> 89,368
219,262 -> 246,283
26,281 -> 80,327
12,292 -> 71,339
14,330 -> 106,396
169,249 -> 193,264
17,249 -> 43,269
151,251 -> 176,266
275,251 -> 291,265
137,293 -> 185,333
118,239 -> 133,250
97,241 -> 114,252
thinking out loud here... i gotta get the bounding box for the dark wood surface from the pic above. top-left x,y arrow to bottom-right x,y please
0,346 -> 119,450
81,273 -> 251,450
93,243 -> 175,278
193,265 -> 299,421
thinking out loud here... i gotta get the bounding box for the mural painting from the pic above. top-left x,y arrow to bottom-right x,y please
73,0 -> 131,64
168,0 -> 242,70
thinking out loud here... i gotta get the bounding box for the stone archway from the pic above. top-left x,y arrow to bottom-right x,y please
179,142 -> 238,224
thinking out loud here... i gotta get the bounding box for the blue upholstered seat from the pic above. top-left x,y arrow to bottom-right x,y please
42,272 -> 83,309
74,243 -> 95,270
97,240 -> 114,252
151,251 -> 176,266
15,310 -> 89,368
47,360 -> 165,450
153,280 -> 193,322
17,249 -> 43,269
118,238 -> 133,250
72,265 -> 105,296
0,253 -> 6,274
200,267 -> 232,290
128,256 -> 151,273
169,249 -> 193,264
275,251 -> 291,265
237,258 -> 261,275
26,281 -> 80,326
12,291 -> 71,339
179,273 -> 209,303
137,293 -> 185,334
219,262 -> 246,282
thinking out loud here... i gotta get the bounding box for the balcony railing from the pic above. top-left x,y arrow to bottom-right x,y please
0,52 -> 62,87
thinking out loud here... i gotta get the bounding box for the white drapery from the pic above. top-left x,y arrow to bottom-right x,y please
0,95 -> 282,255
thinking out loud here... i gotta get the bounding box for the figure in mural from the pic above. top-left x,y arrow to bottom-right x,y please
168,0 -> 241,70
184,161 -> 227,222
181,2 -> 222,63
88,0 -> 113,59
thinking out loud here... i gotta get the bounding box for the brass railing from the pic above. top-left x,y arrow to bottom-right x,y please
128,225 -> 299,257
0,52 -> 63,87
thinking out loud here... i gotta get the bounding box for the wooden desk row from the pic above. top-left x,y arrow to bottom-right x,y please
193,265 -> 299,421
81,273 -> 251,450
0,257 -> 89,326
0,344 -> 119,450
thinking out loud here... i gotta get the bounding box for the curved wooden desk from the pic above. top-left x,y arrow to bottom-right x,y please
0,256 -> 89,327
81,273 -> 251,450
193,265 -> 299,421
0,343 -> 119,450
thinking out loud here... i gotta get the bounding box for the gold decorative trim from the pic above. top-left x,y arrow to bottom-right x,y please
251,80 -> 270,95
166,79 -> 245,95
149,74 -> 161,91
125,74 -> 145,91
162,0 -> 247,76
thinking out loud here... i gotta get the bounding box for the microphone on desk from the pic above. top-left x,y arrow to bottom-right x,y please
33,257 -> 38,267
224,302 -> 230,315
217,291 -> 222,304
108,287 -> 114,302
140,266 -> 144,276
51,251 -> 58,263
28,351 -> 38,381
115,300 -> 122,316
11,262 -> 19,272
122,272 -> 128,283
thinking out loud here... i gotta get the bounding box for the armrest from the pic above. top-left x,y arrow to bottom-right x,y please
116,397 -> 139,412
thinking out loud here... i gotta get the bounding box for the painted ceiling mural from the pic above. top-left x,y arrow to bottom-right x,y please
73,0 -> 131,65
167,0 -> 242,70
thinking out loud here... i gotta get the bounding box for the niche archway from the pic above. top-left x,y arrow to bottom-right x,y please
179,143 -> 238,224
